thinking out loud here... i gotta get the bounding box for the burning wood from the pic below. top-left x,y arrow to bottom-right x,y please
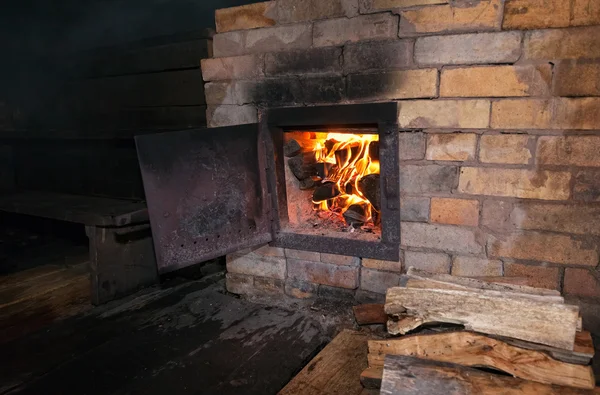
284,131 -> 381,229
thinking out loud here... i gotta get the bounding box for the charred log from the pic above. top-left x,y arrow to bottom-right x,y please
343,204 -> 368,227
315,162 -> 334,179
299,176 -> 321,190
334,145 -> 361,167
358,174 -> 381,211
288,152 -> 317,180
313,182 -> 340,202
368,141 -> 379,162
284,138 -> 320,157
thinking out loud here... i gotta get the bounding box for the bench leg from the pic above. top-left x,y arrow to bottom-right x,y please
86,224 -> 159,305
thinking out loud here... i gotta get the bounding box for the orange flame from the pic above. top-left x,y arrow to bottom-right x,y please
311,132 -> 379,225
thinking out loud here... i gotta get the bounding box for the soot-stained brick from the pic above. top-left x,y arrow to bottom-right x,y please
265,47 -> 342,76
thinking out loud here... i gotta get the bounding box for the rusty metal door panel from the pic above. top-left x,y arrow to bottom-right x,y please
135,125 -> 271,273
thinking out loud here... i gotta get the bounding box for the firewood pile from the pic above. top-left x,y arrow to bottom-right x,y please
354,268 -> 598,394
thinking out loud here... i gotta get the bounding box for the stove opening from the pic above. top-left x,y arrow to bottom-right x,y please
283,128 -> 381,239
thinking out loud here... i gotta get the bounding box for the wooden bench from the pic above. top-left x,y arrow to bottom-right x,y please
0,30 -> 214,304
0,191 -> 157,305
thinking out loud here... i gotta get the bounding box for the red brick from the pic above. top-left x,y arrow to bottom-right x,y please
285,249 -> 320,261
458,167 -> 571,200
313,13 -> 398,47
215,2 -> 276,33
426,133 -> 477,161
321,253 -> 359,266
402,222 -> 484,255
415,32 -> 522,66
404,251 -> 451,274
362,257 -> 403,272
400,165 -> 458,194
287,259 -> 359,289
226,253 -> 286,279
201,55 -> 264,81
479,134 -> 532,165
398,100 -> 491,129
451,256 -> 503,277
400,0 -> 502,36
430,198 -> 479,227
524,26 -> 600,61
538,134 -> 600,164
226,273 -> 254,295
276,0 -> 358,23
503,0 -> 570,30
440,65 -> 551,98
399,132 -> 426,161
504,262 -> 560,290
554,62 -> 600,96
254,277 -> 285,295
360,268 -> 402,294
285,279 -> 318,299
488,232 -> 599,266
564,269 -> 600,298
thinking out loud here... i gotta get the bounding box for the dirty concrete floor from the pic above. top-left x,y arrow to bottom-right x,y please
1,273 -> 357,395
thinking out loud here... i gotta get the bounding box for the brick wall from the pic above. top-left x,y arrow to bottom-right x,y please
202,0 -> 600,312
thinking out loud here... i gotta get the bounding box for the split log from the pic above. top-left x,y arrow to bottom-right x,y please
357,174 -> 380,211
404,267 -> 563,302
315,162 -> 334,179
385,286 -> 579,350
368,331 -> 595,389
334,145 -> 361,167
491,330 -> 595,365
343,204 -> 368,227
352,304 -> 387,325
284,138 -> 320,157
360,367 -> 383,389
381,355 -> 598,395
380,355 -> 599,395
312,182 -> 340,202
287,152 -> 317,181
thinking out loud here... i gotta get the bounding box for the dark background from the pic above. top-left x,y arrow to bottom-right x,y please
0,0 -> 258,112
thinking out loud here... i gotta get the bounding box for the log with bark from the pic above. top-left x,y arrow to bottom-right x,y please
368,331 -> 595,389
380,355 -> 599,395
385,286 -> 579,350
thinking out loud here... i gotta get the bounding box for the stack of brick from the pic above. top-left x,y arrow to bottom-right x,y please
201,0 -> 600,315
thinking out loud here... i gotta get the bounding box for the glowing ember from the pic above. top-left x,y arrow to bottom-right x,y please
311,132 -> 380,227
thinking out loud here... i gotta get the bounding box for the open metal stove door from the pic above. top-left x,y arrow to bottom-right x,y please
136,124 -> 271,274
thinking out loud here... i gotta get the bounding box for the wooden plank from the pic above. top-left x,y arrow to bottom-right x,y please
279,330 -> 368,395
353,304 -> 387,325
0,266 -> 91,344
385,287 -> 579,350
380,355 -> 600,395
0,191 -> 147,227
491,331 -> 595,365
368,331 -> 594,389
360,367 -> 383,389
405,268 -> 564,301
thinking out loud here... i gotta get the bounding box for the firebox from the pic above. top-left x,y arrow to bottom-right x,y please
136,103 -> 400,274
